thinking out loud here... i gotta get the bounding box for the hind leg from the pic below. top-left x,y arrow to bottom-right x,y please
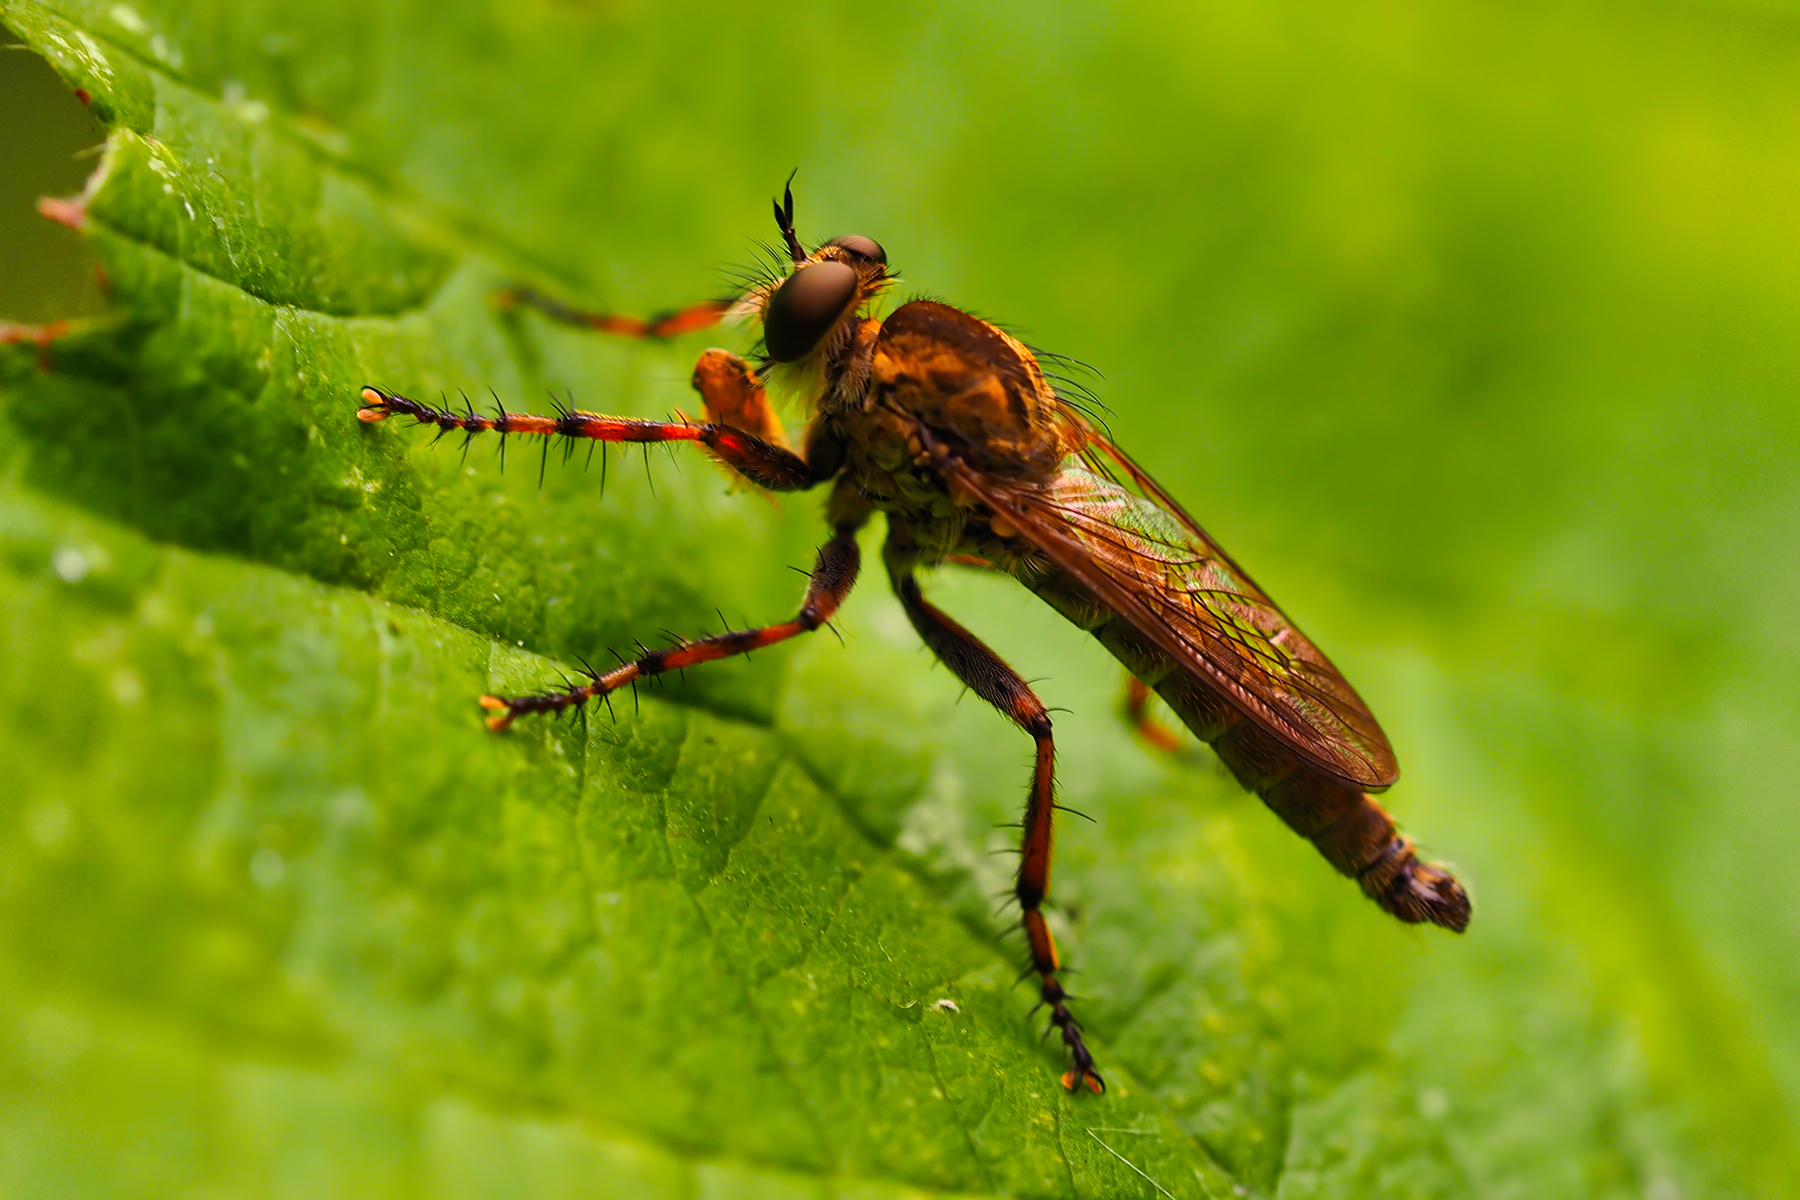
887,545 -> 1104,1093
1123,676 -> 1185,754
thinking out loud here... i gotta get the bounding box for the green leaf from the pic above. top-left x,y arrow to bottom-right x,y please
3,1 -> 1797,1196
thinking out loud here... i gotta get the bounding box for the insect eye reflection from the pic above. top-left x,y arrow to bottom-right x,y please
762,260 -> 859,362
826,235 -> 886,265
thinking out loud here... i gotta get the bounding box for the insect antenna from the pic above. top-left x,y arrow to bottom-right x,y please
773,169 -> 804,264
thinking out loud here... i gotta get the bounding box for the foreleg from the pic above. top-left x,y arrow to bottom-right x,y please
358,357 -> 815,492
496,284 -> 732,340
685,349 -> 792,451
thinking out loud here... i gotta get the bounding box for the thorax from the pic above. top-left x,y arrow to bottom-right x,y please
810,300 -> 1078,557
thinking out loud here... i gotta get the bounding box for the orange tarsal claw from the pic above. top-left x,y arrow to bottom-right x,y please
357,386 -> 393,422
478,695 -> 514,731
1062,1068 -> 1106,1095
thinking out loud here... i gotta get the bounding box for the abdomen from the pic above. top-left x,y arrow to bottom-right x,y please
1024,570 -> 1471,931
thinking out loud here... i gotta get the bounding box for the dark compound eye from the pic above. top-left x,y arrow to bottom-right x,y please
827,235 -> 886,265
762,260 -> 859,362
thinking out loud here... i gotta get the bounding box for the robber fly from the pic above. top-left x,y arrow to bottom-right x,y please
356,182 -> 1470,1095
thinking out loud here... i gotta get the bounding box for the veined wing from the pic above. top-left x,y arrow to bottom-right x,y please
941,439 -> 1399,789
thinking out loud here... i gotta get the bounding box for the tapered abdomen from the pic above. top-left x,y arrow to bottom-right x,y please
1153,668 -> 1469,930
1029,576 -> 1470,932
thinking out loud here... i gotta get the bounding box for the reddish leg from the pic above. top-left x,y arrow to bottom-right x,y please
483,520 -> 861,729
357,378 -> 817,492
1123,676 -> 1185,754
0,320 -> 73,369
496,284 -> 731,340
889,548 -> 1104,1094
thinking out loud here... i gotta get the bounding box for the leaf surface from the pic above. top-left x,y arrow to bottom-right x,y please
3,1 -> 1796,1196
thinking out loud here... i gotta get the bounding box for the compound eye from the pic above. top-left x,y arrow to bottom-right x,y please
828,235 -> 887,266
762,260 -> 859,362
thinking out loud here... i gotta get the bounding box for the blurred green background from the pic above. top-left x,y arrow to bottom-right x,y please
2,1 -> 1797,1196
0,43 -> 103,320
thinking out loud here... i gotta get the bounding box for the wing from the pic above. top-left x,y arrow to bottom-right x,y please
939,436 -> 1399,789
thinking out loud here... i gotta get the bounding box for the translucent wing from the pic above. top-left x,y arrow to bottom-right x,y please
940,437 -> 1399,789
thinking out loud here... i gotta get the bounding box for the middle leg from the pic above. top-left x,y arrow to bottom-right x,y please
485,507 -> 863,729
888,553 -> 1105,1094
